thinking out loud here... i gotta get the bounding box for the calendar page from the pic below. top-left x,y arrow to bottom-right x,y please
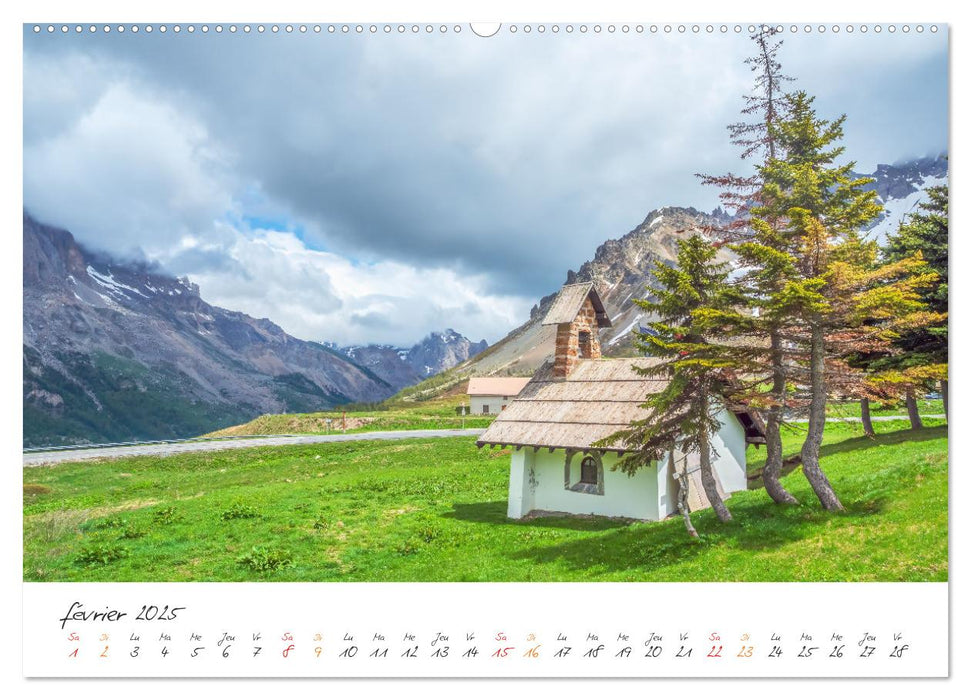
16,0 -> 953,687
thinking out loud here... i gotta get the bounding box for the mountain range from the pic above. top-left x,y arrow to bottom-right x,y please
23,154 -> 946,445
23,215 -> 484,446
404,154 -> 949,393
857,154 -> 948,242
331,330 -> 489,391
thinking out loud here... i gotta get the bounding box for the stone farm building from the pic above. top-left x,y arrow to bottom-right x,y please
476,282 -> 766,521
466,377 -> 532,415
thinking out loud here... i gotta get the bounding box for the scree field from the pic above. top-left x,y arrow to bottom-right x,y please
23,419 -> 947,582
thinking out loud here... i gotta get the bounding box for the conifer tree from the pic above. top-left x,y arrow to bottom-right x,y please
698,26 -> 800,505
873,185 -> 949,424
600,234 -> 757,530
755,92 -> 934,510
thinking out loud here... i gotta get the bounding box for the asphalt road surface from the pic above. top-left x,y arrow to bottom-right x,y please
23,415 -> 944,467
23,428 -> 488,467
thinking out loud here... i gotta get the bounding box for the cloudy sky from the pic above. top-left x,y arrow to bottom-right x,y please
23,25 -> 948,346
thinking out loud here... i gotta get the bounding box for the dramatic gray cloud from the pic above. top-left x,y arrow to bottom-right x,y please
23,26 -> 948,345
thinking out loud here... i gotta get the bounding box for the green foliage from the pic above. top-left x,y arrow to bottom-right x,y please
75,541 -> 129,567
22,430 -> 946,582
152,507 -> 178,525
236,546 -> 294,573
753,91 -> 883,297
870,184 -> 949,388
743,91 -> 938,447
884,184 -> 948,316
83,516 -> 126,532
601,234 -> 753,475
120,523 -> 146,540
220,501 -> 261,521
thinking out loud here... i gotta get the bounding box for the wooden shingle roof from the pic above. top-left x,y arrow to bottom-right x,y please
467,376 -> 531,397
476,357 -> 766,452
541,282 -> 612,327
477,358 -> 662,451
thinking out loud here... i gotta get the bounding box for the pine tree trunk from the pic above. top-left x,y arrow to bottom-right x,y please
671,453 -> 699,538
699,395 -> 733,522
906,386 -> 923,430
800,319 -> 845,511
860,397 -> 875,438
679,504 -> 699,538
674,470 -> 699,539
763,332 -> 799,505
941,379 -> 948,422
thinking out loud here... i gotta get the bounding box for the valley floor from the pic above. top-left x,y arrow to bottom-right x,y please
23,419 -> 947,583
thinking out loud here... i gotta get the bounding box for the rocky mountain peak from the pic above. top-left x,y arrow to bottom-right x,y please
23,212 -> 395,446
452,156 -> 948,382
337,328 -> 488,389
865,154 -> 948,201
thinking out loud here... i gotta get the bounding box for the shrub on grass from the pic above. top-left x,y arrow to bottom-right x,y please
75,541 -> 128,567
220,501 -> 261,521
24,483 -> 52,496
153,507 -> 178,525
396,539 -> 421,555
416,526 -> 437,543
83,516 -> 125,532
236,546 -> 294,572
120,523 -> 146,539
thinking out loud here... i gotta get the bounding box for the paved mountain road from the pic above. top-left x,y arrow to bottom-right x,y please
23,429 -> 488,467
23,414 -> 944,467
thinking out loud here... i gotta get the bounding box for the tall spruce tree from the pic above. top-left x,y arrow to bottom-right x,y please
875,184 -> 949,423
833,235 -> 895,438
698,26 -> 800,505
599,234 -> 756,531
822,233 -> 939,432
755,91 -> 935,511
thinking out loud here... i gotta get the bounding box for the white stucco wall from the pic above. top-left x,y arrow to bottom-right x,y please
507,448 -> 662,520
658,452 -> 679,518
470,395 -> 512,415
507,449 -> 535,518
504,409 -> 750,521
710,408 -> 749,494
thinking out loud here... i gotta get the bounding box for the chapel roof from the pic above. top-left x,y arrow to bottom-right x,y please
541,282 -> 612,327
476,357 -> 765,452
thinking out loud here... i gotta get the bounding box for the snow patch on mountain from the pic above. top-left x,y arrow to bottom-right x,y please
865,174 -> 947,243
86,265 -> 148,299
608,313 -> 644,347
333,329 -> 488,390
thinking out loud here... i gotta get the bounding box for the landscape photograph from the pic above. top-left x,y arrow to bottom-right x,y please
22,23 -> 948,583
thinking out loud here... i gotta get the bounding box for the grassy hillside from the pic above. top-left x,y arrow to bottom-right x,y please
204,395 -> 494,437
23,346 -> 258,448
206,393 -> 944,438
24,419 -> 946,582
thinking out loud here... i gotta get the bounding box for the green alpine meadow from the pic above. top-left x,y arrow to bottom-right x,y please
23,417 -> 947,583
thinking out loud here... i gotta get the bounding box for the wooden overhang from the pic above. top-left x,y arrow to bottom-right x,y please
540,282 -> 612,328
475,357 -> 767,453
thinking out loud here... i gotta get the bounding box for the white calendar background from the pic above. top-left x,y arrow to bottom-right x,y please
23,582 -> 947,677
6,0 -> 965,693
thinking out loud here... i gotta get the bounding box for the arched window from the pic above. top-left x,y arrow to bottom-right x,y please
566,451 -> 604,495
578,330 -> 592,358
580,455 -> 598,484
